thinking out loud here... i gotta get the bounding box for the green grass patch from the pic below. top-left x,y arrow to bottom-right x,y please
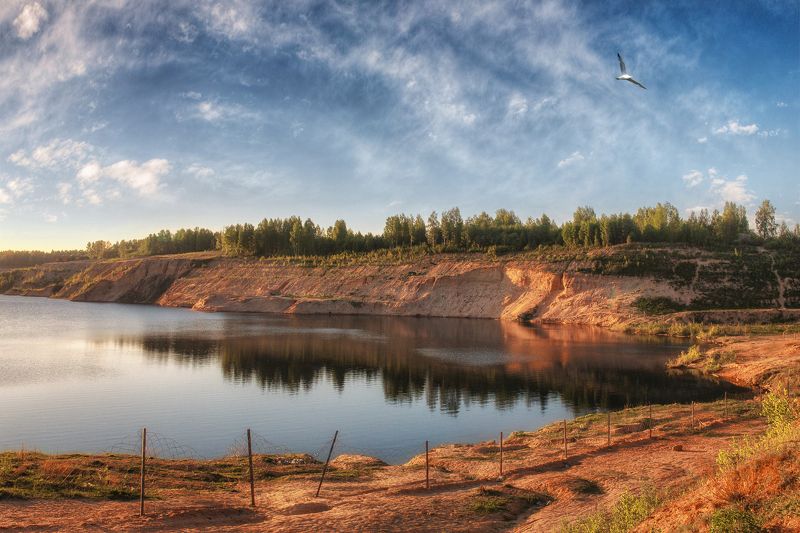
561,486 -> 661,533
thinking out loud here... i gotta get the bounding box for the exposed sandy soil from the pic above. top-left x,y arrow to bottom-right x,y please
4,248 -> 797,328
0,402 -> 767,532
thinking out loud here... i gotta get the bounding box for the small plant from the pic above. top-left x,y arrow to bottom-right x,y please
561,486 -> 660,532
716,388 -> 798,470
709,506 -> 763,533
668,345 -> 702,367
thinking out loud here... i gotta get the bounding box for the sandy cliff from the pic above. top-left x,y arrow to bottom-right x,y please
2,245 -> 797,327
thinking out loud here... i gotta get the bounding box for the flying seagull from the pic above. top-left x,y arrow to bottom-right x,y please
616,52 -> 646,90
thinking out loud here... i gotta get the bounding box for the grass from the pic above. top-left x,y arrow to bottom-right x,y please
0,452 -> 324,500
561,485 -> 661,533
0,452 -> 139,500
667,345 -> 703,367
468,486 -> 552,518
624,321 -> 800,339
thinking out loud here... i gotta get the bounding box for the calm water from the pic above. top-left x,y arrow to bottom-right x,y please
0,295 -> 735,463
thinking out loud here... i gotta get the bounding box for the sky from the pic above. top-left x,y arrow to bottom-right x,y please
0,0 -> 798,250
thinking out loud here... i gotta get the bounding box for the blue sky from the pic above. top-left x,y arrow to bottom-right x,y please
0,0 -> 798,250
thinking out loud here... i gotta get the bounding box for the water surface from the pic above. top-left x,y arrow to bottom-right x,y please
0,295 -> 734,463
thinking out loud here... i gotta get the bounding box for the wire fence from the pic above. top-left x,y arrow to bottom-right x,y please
4,394 -> 762,516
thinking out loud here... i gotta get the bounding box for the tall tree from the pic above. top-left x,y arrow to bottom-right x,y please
755,199 -> 777,239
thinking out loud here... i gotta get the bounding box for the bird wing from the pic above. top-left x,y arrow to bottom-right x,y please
628,77 -> 647,90
617,52 -> 626,74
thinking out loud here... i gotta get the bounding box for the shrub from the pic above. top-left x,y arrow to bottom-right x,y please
633,296 -> 686,315
668,345 -> 702,367
562,486 -> 660,532
709,506 -> 763,533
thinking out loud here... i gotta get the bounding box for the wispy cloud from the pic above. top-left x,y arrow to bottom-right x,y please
8,139 -> 92,170
557,151 -> 584,169
713,120 -> 759,136
682,169 -> 704,187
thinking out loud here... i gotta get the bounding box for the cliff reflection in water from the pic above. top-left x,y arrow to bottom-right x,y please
119,316 -> 742,415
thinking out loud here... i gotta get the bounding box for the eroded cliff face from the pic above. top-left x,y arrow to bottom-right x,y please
2,247 -> 795,326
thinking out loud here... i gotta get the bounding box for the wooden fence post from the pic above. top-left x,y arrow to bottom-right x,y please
649,404 -> 653,439
607,411 -> 611,447
247,429 -> 255,507
691,401 -> 695,430
315,430 -> 338,498
140,427 -> 146,517
563,420 -> 568,462
724,392 -> 728,418
499,432 -> 503,478
425,440 -> 429,490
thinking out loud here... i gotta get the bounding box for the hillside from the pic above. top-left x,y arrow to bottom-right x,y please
1,244 -> 798,328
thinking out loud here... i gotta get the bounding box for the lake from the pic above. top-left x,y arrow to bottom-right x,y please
0,294 -> 734,463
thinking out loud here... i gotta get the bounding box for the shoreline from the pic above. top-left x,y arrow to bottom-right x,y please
2,333 -> 798,530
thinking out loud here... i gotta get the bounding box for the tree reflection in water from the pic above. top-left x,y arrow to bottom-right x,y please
113,316 -> 745,415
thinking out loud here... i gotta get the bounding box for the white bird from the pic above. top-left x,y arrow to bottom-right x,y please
616,52 -> 646,90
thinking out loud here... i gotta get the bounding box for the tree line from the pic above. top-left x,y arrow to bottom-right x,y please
216,200 -> 797,256
1,200 -> 797,269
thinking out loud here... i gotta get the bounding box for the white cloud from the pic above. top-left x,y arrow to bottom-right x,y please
713,120 -> 759,136
82,188 -> 103,205
0,188 -> 11,204
13,2 -> 48,40
44,213 -> 58,223
57,182 -> 73,205
8,139 -> 92,170
777,101 -> 788,108
682,170 -> 704,187
757,129 -> 782,138
72,159 -> 171,202
196,101 -> 224,121
507,93 -> 528,117
5,178 -> 33,198
186,99 -> 254,123
103,159 -> 170,197
186,164 -> 215,179
76,161 -> 103,186
557,151 -> 584,169
697,136 -> 707,144
710,174 -> 755,203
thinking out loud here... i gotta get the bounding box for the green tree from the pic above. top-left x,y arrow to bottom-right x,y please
755,199 -> 777,239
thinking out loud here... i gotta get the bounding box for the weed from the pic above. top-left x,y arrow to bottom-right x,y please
561,486 -> 660,533
667,345 -> 702,367
709,506 -> 763,533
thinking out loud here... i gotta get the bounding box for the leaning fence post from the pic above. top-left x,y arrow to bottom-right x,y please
649,404 -> 653,439
247,429 -> 256,507
315,430 -> 338,498
607,410 -> 611,447
425,440 -> 430,490
499,432 -> 504,478
563,420 -> 568,462
724,392 -> 728,418
691,401 -> 695,430
140,427 -> 146,517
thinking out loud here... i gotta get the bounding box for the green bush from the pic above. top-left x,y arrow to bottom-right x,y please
633,296 -> 685,315
709,506 -> 763,533
562,486 -> 660,532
